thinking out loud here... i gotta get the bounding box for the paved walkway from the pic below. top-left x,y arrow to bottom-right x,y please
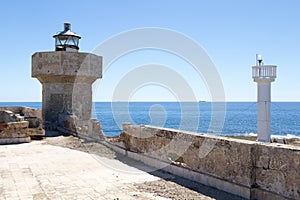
0,141 -> 166,200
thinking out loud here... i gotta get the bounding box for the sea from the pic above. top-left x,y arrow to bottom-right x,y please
1,102 -> 299,138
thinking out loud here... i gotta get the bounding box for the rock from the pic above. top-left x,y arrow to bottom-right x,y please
0,107 -> 45,143
0,121 -> 30,144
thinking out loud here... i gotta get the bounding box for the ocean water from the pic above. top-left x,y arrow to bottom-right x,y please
1,102 -> 300,138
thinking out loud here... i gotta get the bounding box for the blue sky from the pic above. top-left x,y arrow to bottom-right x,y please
0,0 -> 299,102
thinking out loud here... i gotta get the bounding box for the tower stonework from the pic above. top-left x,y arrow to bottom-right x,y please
31,23 -> 104,139
32,51 -> 103,139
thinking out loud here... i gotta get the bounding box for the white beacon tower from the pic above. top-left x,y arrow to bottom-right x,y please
252,55 -> 277,142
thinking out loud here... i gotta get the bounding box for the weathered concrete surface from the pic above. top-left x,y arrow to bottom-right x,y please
120,124 -> 300,200
32,51 -> 104,140
0,140 -> 166,200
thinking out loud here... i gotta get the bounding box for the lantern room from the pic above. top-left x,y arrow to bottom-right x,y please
53,23 -> 81,52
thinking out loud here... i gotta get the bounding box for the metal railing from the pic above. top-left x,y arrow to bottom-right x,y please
252,65 -> 277,79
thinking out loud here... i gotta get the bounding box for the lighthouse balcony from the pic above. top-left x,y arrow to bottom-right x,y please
252,65 -> 277,82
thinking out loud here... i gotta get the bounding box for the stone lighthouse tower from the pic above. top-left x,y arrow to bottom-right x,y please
32,23 -> 103,139
252,55 -> 277,142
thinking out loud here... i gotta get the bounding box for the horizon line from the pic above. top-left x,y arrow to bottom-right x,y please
1,101 -> 300,103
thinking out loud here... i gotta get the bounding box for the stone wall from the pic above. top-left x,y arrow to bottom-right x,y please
120,124 -> 300,200
254,144 -> 300,199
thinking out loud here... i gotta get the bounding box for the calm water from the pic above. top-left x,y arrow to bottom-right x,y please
1,102 -> 300,137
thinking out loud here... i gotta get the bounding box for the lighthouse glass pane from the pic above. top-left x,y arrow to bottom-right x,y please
55,38 -> 62,46
73,38 -> 79,46
60,39 -> 67,45
66,36 -> 75,45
